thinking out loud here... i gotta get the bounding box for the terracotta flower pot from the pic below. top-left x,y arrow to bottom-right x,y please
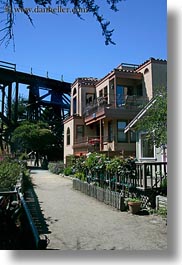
128,201 -> 141,214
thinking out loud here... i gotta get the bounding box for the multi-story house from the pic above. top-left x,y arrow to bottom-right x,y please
63,58 -> 167,165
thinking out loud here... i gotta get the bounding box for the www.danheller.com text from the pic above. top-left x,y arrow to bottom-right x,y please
4,5 -> 89,14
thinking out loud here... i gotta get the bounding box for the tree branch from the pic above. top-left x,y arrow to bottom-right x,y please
0,0 -> 123,47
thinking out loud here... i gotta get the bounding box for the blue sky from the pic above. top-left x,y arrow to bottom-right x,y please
1,0 -> 167,89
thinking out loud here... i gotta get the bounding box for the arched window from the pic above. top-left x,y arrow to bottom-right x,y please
67,127 -> 70,145
72,88 -> 77,114
73,87 -> 77,96
73,97 -> 77,114
144,68 -> 149,74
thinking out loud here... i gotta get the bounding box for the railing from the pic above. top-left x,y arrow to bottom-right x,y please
74,136 -> 100,145
0,187 -> 48,249
0,60 -> 16,71
135,162 -> 167,190
74,135 -> 116,146
83,95 -> 148,117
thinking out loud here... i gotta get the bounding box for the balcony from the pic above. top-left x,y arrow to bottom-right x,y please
84,95 -> 148,125
73,136 -> 100,150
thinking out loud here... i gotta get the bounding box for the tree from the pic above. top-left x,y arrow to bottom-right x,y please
0,0 -> 123,47
11,95 -> 27,122
136,87 -> 167,148
11,121 -> 57,156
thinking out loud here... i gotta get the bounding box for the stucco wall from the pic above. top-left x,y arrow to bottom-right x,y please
152,63 -> 167,95
64,118 -> 74,164
137,60 -> 167,101
80,85 -> 96,116
138,63 -> 153,100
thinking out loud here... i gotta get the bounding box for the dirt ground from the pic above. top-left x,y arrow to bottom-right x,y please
31,169 -> 167,251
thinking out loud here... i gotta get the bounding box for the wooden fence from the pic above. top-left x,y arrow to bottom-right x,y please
155,195 -> 167,211
73,178 -> 125,211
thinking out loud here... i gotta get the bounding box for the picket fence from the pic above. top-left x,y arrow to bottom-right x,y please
72,178 -> 125,211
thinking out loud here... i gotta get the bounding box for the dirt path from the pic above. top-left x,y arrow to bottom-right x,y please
31,169 -> 167,251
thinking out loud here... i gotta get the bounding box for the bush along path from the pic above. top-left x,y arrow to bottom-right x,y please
0,158 -> 24,249
0,158 -> 49,249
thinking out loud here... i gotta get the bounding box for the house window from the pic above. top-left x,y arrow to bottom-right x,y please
86,93 -> 94,105
117,121 -> 127,142
104,86 -> 108,97
67,127 -> 70,145
76,125 -> 84,140
116,85 -> 124,107
137,84 -> 143,96
73,87 -> 77,95
108,121 -> 113,142
144,68 -> 149,74
99,90 -> 103,98
140,133 -> 155,159
127,86 -> 134,96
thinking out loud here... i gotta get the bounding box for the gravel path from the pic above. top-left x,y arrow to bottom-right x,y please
31,169 -> 167,251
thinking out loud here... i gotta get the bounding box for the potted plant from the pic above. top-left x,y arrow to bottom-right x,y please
127,198 -> 142,214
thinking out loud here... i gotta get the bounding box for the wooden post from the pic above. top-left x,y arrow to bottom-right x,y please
0,85 -> 5,151
120,196 -> 125,211
150,164 -> 153,187
99,119 -> 102,151
143,163 -> 147,190
14,82 -> 19,122
7,83 -> 12,121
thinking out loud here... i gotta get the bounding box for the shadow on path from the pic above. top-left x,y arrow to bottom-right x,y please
24,170 -> 50,236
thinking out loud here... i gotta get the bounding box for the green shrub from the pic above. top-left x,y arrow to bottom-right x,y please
160,177 -> 167,195
158,207 -> 167,218
63,167 -> 73,176
74,172 -> 86,181
48,161 -> 64,174
0,159 -> 21,190
126,198 -> 141,203
41,158 -> 48,169
19,152 -> 28,161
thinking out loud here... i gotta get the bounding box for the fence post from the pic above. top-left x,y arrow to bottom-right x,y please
143,164 -> 147,190
120,196 -> 125,211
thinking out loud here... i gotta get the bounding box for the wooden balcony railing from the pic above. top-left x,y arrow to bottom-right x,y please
74,136 -> 99,145
135,161 -> 167,190
83,95 -> 148,117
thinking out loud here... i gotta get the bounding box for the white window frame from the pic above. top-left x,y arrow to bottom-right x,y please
139,132 -> 156,160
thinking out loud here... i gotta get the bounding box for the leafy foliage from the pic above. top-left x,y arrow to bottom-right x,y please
71,153 -> 137,189
0,159 -> 21,190
74,171 -> 85,181
0,0 -> 124,46
126,198 -> 141,203
63,166 -> 73,176
157,207 -> 167,218
85,153 -> 106,172
160,177 -> 167,195
106,156 -> 123,175
136,87 -> 167,147
48,161 -> 64,174
11,96 -> 27,122
72,155 -> 86,175
11,121 -> 57,154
